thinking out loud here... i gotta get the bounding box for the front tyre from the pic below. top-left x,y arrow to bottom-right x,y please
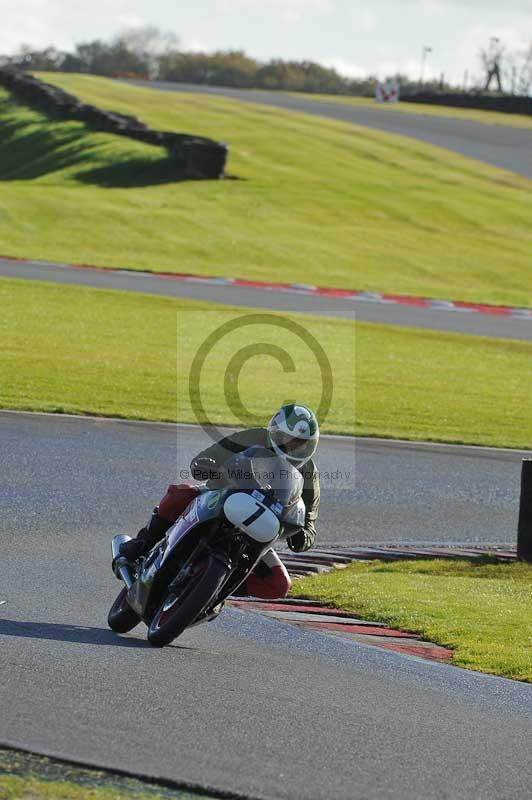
147,553 -> 229,647
108,586 -> 140,634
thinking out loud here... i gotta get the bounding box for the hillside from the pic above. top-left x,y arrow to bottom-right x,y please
0,73 -> 530,306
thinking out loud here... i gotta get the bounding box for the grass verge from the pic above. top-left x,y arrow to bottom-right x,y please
291,558 -> 532,682
0,775 -> 195,800
2,277 -> 532,448
0,747 -> 207,800
0,74 -> 531,307
287,91 -> 532,130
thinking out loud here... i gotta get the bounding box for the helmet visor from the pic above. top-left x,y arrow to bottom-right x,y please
270,429 -> 317,463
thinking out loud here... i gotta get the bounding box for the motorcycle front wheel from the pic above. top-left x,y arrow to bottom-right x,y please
147,553 -> 229,647
108,586 -> 141,634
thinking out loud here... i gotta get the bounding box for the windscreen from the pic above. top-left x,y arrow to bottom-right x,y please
224,446 -> 303,508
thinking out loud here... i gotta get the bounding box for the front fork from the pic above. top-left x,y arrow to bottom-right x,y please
111,534 -> 135,590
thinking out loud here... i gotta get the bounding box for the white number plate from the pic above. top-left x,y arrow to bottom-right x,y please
223,493 -> 280,543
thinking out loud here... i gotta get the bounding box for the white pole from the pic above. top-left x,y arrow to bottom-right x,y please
420,46 -> 433,86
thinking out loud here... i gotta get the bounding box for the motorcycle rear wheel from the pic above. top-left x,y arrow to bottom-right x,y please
147,553 -> 229,647
108,586 -> 140,634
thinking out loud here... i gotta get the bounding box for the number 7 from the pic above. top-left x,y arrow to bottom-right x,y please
243,503 -> 266,526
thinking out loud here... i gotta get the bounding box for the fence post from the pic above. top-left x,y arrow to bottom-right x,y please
517,460 -> 532,561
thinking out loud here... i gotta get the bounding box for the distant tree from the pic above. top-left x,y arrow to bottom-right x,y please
255,59 -> 349,93
69,26 -> 179,79
480,38 -> 504,93
114,25 -> 179,78
510,40 -> 532,95
159,50 -> 256,87
518,42 -> 532,95
207,50 -> 257,87
303,61 -> 347,93
75,38 -> 149,77
60,51 -> 84,73
477,38 -> 532,96
2,29 -> 475,98
256,60 -> 303,90
7,44 -> 67,71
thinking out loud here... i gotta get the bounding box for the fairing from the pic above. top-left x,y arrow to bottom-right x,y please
123,449 -> 305,621
127,488 -> 231,617
224,446 -> 304,509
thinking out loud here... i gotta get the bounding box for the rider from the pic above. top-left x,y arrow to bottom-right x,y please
120,403 -> 320,599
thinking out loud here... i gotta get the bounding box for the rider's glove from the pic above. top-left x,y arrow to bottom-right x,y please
287,520 -> 316,553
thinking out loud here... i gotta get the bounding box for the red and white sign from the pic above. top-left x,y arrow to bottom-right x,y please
376,81 -> 400,102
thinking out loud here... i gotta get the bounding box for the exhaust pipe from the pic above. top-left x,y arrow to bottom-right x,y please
111,534 -> 134,589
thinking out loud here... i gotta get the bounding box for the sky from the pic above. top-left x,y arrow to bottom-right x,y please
1,0 -> 531,85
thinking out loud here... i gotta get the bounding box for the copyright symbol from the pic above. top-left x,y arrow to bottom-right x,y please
179,469 -> 189,480
188,313 -> 333,443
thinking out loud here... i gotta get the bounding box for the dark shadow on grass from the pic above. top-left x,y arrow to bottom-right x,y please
0,114 -> 96,180
76,157 -> 189,187
0,114 -> 189,186
0,97 -> 184,186
0,96 -> 238,186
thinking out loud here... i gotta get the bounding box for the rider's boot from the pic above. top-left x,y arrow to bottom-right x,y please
119,509 -> 172,562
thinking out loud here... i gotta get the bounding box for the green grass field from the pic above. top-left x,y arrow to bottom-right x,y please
0,74 -> 530,307
288,91 -> 532,130
0,774 -> 193,800
292,558 -> 532,682
0,92 -> 164,182
0,747 -> 203,800
2,277 -> 532,448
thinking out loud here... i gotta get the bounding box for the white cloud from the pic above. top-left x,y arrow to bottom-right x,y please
281,0 -> 334,21
377,58 -> 425,80
1,0 -> 531,87
359,9 -> 377,32
321,56 -> 367,78
459,21 -> 530,57
397,0 -> 532,9
0,0 -> 57,52
0,0 -> 151,53
116,14 -> 148,30
184,39 -> 210,53
214,0 -> 333,22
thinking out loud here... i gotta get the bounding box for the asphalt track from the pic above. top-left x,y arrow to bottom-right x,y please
2,412 -> 532,800
1,411 -> 523,547
2,258 -> 532,341
4,84 -> 531,799
123,79 -> 532,179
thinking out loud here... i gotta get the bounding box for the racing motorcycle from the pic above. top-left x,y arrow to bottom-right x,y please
107,445 -> 305,647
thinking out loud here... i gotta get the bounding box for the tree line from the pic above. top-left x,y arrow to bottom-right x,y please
5,25 -> 529,96
0,26 -> 448,97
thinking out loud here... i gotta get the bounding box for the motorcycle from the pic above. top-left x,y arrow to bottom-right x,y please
107,445 -> 306,647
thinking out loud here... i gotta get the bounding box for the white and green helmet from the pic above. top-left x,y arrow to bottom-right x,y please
267,403 -> 319,467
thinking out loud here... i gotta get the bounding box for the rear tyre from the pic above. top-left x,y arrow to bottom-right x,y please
108,586 -> 140,634
147,554 -> 229,647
